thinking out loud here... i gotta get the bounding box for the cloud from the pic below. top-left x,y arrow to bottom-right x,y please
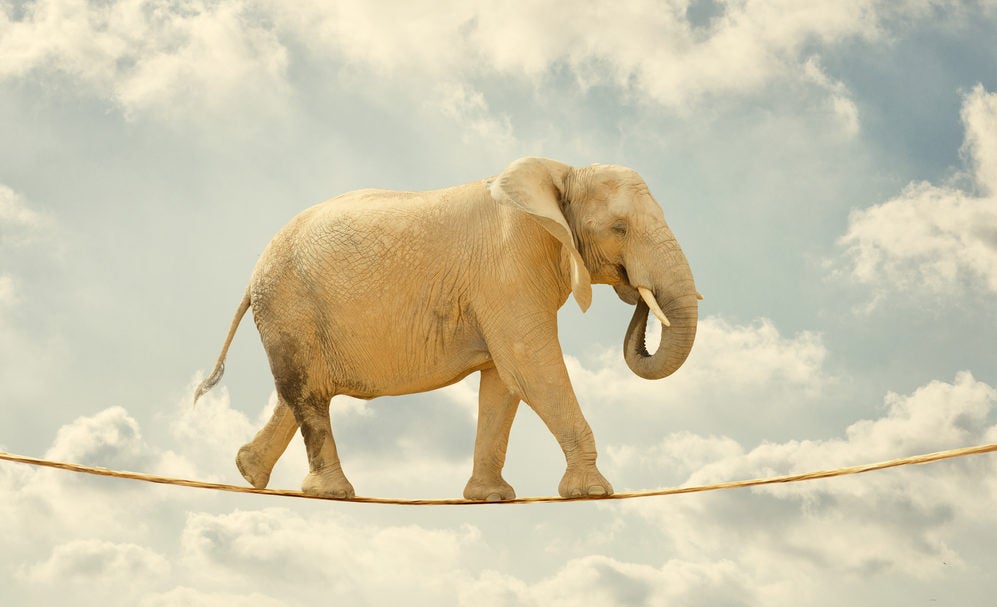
17,540 -> 173,607
462,555 -> 757,607
0,183 -> 70,408
22,539 -> 170,585
112,1 -> 289,122
606,430 -> 744,487
179,507 -> 480,603
834,85 -> 997,300
0,406 -> 200,560
577,316 -> 828,402
802,55 -> 860,138
257,0 -> 952,134
0,0 -> 289,123
46,406 -> 156,469
1,396 -> 478,603
628,371 -> 997,589
169,380 -> 262,482
568,316 -> 830,450
139,587 -> 290,607
2,360 -> 996,605
961,83 -> 997,195
0,183 -> 45,228
0,183 -> 52,311
435,82 -> 518,149
0,183 -> 49,247
4,0 -> 950,131
45,405 -> 200,480
464,365 -> 997,607
330,0 -> 991,152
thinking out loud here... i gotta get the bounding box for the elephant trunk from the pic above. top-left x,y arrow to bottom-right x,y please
623,290 -> 699,380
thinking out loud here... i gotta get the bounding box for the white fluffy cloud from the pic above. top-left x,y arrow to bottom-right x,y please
627,371 -> 997,596
0,408 -> 200,560
139,587 -> 290,607
463,372 -> 997,606
22,539 -> 170,585
435,81 -> 518,149
463,555 -> 757,607
0,0 -> 289,121
179,507 -> 479,601
836,85 -> 997,300
46,406 -> 159,469
0,183 -> 47,233
2,359 -> 996,605
265,0 -> 880,109
4,0 -> 954,130
260,0 -> 884,140
568,316 -> 830,451
962,83 -> 997,195
170,382 -> 263,481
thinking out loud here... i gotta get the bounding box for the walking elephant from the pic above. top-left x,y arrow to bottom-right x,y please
194,157 -> 701,501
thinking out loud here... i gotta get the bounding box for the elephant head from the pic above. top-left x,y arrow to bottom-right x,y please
490,157 -> 700,380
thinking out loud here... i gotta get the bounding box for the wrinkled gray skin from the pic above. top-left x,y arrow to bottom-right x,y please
195,157 -> 699,500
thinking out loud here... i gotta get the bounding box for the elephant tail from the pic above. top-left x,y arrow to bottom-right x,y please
193,289 -> 251,406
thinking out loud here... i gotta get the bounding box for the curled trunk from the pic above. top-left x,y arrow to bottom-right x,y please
623,293 -> 699,380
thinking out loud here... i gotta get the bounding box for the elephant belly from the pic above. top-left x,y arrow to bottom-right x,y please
325,330 -> 493,399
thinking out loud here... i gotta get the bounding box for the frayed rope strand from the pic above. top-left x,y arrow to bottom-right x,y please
1,443 -> 995,506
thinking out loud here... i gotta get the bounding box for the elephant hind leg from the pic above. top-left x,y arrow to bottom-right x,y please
292,391 -> 355,499
261,335 -> 354,498
236,396 -> 298,489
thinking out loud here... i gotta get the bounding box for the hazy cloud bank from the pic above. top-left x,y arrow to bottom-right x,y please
835,85 -> 997,303
2,344 -> 993,606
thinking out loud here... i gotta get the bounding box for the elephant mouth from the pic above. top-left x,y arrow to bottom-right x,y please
612,269 -> 640,306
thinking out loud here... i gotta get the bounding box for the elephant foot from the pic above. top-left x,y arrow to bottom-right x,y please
302,465 -> 355,499
558,466 -> 614,498
236,444 -> 272,489
463,475 -> 516,502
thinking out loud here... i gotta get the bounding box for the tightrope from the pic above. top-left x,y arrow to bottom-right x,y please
1,443 -> 995,506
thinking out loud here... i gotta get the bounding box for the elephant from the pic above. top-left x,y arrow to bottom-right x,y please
194,157 -> 700,501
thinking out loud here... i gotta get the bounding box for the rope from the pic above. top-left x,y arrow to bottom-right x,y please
1,443 -> 995,506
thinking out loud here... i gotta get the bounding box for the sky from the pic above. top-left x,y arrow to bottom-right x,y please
2,0 -> 997,605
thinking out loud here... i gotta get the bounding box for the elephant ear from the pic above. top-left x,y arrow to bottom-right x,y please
489,157 -> 592,312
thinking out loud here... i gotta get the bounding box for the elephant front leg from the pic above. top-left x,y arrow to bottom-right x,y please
464,367 -> 520,501
488,322 -> 614,499
539,391 -> 614,498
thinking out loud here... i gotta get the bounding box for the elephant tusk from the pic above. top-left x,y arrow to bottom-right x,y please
696,291 -> 704,300
637,286 -> 670,327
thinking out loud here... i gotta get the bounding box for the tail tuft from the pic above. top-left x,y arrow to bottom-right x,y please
193,361 -> 225,406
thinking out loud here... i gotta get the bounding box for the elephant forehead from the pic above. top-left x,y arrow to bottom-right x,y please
607,184 -> 665,220
590,164 -> 643,184
592,167 -> 654,199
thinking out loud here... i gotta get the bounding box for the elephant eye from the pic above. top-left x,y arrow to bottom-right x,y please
611,221 -> 628,236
